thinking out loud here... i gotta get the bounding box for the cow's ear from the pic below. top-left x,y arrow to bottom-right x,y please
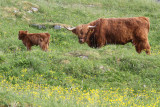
72,29 -> 77,34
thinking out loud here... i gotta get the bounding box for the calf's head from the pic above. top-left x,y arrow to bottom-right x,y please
65,24 -> 96,44
18,30 -> 28,40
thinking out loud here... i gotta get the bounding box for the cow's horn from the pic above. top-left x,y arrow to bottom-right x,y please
64,26 -> 76,31
88,25 -> 96,28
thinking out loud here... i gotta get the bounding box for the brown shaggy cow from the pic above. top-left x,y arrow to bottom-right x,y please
65,17 -> 151,54
18,30 -> 50,51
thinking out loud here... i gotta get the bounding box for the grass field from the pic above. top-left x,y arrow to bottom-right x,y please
0,0 -> 160,106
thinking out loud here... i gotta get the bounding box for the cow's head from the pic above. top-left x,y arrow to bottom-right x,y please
18,30 -> 28,40
65,24 -> 96,44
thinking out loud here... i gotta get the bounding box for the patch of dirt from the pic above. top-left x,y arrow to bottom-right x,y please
61,60 -> 70,64
65,50 -> 100,59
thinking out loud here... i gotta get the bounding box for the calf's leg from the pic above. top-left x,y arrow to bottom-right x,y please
39,42 -> 47,51
26,43 -> 31,51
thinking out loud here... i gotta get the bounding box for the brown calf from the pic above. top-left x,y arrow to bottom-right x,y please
18,31 -> 50,51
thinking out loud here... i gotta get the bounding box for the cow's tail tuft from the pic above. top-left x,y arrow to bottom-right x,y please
142,17 -> 150,32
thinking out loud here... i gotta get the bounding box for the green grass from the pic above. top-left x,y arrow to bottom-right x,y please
0,0 -> 160,106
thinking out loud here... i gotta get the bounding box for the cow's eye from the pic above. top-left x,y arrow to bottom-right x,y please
80,31 -> 83,35
78,37 -> 82,39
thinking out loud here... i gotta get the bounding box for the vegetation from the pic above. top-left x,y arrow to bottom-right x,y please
0,0 -> 160,106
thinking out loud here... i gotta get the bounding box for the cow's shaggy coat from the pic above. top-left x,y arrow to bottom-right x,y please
65,17 -> 151,54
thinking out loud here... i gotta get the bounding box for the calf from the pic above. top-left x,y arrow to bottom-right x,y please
18,30 -> 50,51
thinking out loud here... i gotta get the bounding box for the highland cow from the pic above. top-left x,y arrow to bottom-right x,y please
65,17 -> 151,54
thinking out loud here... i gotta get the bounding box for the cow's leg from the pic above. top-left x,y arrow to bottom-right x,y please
134,29 -> 150,55
135,43 -> 141,54
135,40 -> 150,55
145,43 -> 151,55
140,40 -> 151,55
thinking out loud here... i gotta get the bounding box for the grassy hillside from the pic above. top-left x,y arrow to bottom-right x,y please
0,0 -> 160,106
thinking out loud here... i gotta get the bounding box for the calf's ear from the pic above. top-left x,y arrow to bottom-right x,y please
19,31 -> 23,34
24,31 -> 28,34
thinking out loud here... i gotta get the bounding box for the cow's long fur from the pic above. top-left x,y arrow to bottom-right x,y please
18,31 -> 50,51
67,17 -> 151,54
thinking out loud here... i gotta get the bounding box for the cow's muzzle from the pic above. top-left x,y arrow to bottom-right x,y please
79,39 -> 85,44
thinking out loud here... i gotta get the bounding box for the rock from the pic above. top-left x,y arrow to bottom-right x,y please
13,10 -> 18,13
27,10 -> 32,13
79,55 -> 88,59
30,24 -> 46,29
54,25 -> 64,30
99,65 -> 104,70
31,7 -> 38,12
38,25 -> 46,29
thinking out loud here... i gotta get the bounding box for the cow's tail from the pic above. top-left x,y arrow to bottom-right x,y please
142,17 -> 150,32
